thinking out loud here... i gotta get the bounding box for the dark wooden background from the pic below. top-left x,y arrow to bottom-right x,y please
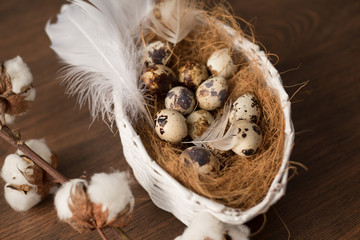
0,0 -> 359,239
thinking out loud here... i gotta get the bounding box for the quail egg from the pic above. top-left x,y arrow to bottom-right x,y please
231,120 -> 262,157
180,146 -> 219,174
165,86 -> 196,115
186,110 -> 214,139
178,61 -> 208,89
196,77 -> 228,111
154,109 -> 188,143
229,93 -> 261,124
144,41 -> 172,67
207,48 -> 237,79
141,65 -> 176,95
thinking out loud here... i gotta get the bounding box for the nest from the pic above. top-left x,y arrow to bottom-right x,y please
135,6 -> 285,210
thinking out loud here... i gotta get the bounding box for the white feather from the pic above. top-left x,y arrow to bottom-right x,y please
149,0 -> 199,45
46,0 -> 154,125
189,103 -> 238,151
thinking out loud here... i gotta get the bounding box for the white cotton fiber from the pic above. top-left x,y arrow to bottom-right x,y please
175,212 -> 225,240
226,225 -> 250,240
24,87 -> 36,101
1,154 -> 33,185
54,179 -> 88,220
17,139 -> 52,164
4,183 -> 41,212
4,56 -> 33,94
87,172 -> 134,222
4,114 -> 16,124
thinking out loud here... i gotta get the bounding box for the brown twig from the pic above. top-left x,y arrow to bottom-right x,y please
96,227 -> 108,240
0,121 -> 68,184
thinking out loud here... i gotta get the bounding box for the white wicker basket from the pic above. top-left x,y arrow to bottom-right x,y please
113,25 -> 294,226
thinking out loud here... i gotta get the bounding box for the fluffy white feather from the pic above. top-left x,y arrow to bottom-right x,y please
45,0 -> 154,125
149,0 -> 199,45
87,171 -> 134,221
4,183 -> 41,212
190,103 -> 238,151
4,56 -> 33,94
54,179 -> 88,220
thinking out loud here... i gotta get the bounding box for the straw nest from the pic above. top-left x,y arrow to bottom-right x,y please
135,5 -> 285,210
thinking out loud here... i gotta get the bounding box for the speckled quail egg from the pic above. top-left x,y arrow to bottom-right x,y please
229,93 -> 261,124
178,61 -> 208,89
180,146 -> 219,174
154,109 -> 188,143
207,48 -> 237,79
144,41 -> 172,67
196,77 -> 228,111
186,110 -> 214,139
141,65 -> 176,95
165,86 -> 196,115
231,120 -> 262,157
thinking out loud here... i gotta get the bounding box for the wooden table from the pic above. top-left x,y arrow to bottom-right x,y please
0,0 -> 359,239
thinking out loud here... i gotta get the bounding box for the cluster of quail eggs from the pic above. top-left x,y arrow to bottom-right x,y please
141,41 -> 264,175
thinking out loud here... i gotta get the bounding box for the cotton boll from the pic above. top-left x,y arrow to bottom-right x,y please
1,56 -> 35,124
55,173 -> 134,231
17,139 -> 52,164
4,114 -> 16,124
175,212 -> 225,240
4,183 -> 41,212
1,154 -> 33,185
87,172 -> 134,222
54,179 -> 88,221
23,87 -> 36,101
4,56 -> 33,94
224,225 -> 250,240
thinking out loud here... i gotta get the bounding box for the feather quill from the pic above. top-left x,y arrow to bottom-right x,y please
189,103 -> 238,151
45,0 -> 154,125
149,0 -> 199,45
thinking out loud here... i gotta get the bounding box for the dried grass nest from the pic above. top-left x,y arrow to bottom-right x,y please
135,6 -> 285,210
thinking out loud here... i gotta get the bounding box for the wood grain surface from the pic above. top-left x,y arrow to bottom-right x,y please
0,0 -> 359,239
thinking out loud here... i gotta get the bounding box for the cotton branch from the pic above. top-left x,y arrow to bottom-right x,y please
0,121 -> 68,184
